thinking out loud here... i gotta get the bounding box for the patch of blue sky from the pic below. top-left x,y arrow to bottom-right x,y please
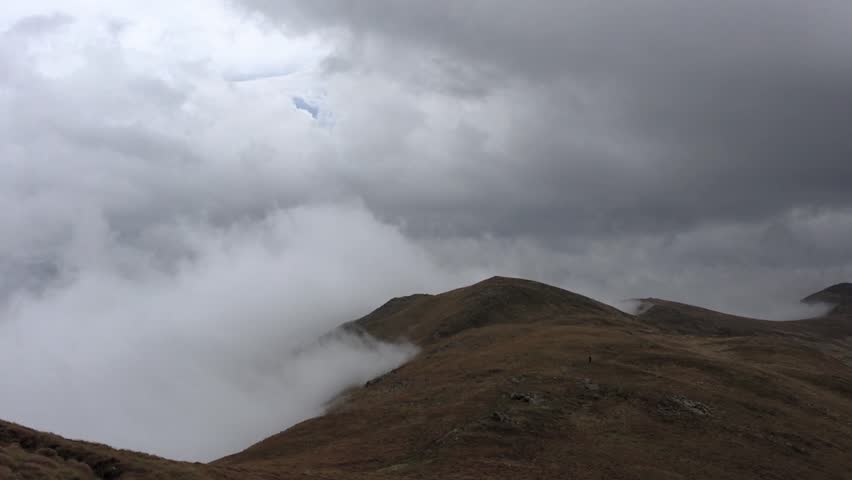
292,96 -> 319,119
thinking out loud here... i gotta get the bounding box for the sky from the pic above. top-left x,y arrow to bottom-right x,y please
1,0 -> 851,461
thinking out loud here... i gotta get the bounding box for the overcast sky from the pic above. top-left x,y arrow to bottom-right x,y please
1,0 -> 851,461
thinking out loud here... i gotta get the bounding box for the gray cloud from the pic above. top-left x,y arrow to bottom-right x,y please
239,0 -> 852,235
229,0 -> 852,306
5,12 -> 73,36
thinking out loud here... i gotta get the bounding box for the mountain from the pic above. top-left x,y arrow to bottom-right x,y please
802,282 -> 852,306
4,277 -> 852,479
802,282 -> 852,317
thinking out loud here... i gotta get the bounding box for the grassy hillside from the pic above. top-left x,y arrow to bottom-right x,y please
4,277 -> 852,479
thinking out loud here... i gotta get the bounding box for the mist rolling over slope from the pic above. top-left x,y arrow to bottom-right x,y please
2,0 -> 852,477
0,205 -> 435,460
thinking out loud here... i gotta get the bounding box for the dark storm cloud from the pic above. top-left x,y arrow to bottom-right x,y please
238,0 -> 852,237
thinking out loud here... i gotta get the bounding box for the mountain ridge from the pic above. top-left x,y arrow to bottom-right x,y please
346,276 -> 636,344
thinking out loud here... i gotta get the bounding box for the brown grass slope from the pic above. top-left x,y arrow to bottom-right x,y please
0,418 -> 257,480
637,283 -> 852,366
215,277 -> 852,479
5,276 -> 852,479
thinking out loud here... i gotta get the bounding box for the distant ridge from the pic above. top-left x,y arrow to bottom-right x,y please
636,282 -> 852,338
802,282 -> 852,303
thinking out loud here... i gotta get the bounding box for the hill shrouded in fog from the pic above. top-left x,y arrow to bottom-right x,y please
3,276 -> 852,479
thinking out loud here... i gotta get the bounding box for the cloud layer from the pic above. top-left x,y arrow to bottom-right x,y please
233,0 -> 852,305
0,203 -> 458,460
238,0 -> 852,233
1,0 -> 850,462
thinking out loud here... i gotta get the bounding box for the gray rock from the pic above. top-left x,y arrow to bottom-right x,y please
491,411 -> 512,423
658,395 -> 712,417
510,392 -> 539,403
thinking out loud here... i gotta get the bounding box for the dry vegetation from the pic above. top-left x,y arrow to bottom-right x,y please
4,277 -> 852,479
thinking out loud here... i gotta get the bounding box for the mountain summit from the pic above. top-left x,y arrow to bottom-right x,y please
347,276 -> 633,344
3,277 -> 852,479
802,282 -> 852,305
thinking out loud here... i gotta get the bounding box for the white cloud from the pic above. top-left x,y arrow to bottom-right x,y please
0,3 -> 438,462
0,203 -> 471,461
